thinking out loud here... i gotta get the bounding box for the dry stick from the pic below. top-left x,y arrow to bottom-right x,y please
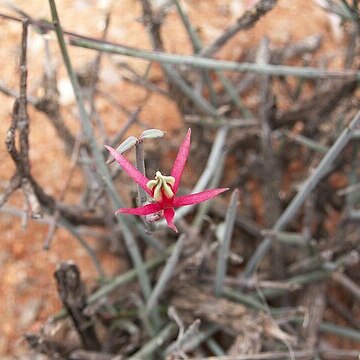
48,0 -> 153,304
0,174 -> 21,208
2,20 -> 43,218
197,351 -> 315,360
70,37 -> 360,80
179,324 -> 220,354
3,9 -> 360,80
301,284 -> 327,360
18,20 -> 30,175
185,115 -> 258,128
37,34 -> 76,154
200,0 -> 278,58
172,0 -> 220,107
135,140 -> 148,206
214,189 -> 239,296
2,22 -> 101,227
248,249 -> 359,301
284,130 -> 329,153
243,109 -> 360,277
327,296 -> 360,329
192,151 -> 226,229
116,62 -> 170,97
21,178 -> 42,219
257,38 -> 283,280
173,0 -> 252,117
54,262 -> 101,351
87,12 -> 111,144
146,234 -> 185,314
52,248 -> 170,322
199,348 -> 360,359
331,271 -> 360,301
292,317 -> 360,341
127,323 -> 176,360
166,318 -> 201,358
19,21 -> 43,218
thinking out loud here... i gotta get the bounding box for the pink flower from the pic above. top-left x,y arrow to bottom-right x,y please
105,129 -> 228,232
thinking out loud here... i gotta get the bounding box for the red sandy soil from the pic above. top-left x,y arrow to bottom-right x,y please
0,0 -> 344,356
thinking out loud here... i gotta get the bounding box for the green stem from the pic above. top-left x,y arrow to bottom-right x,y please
48,0 -> 153,303
71,37 -> 360,79
244,109 -> 360,276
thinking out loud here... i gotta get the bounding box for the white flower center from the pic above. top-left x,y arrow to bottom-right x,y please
147,171 -> 175,201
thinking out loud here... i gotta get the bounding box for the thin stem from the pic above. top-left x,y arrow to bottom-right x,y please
128,323 -> 176,360
215,189 -> 239,296
71,37 -> 360,79
48,0 -> 153,302
135,141 -> 148,206
244,109 -> 360,276
146,235 -> 185,313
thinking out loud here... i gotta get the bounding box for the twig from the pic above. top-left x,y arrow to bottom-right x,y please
173,0 -> 253,117
331,271 -> 360,301
222,287 -> 268,311
179,324 -> 220,354
166,318 -> 201,358
291,317 -> 360,341
300,284 -> 327,358
48,0 -> 153,303
185,115 -> 258,128
146,235 -> 185,313
36,33 -> 76,154
21,178 -> 42,219
284,131 -> 329,153
70,37 -> 360,79
135,140 -> 148,206
0,174 -> 21,208
244,109 -> 360,277
257,37 -> 283,279
54,262 -> 101,351
196,351 -> 314,360
127,323 -> 176,360
2,20 -> 44,220
215,189 -> 239,296
3,8 -> 360,79
200,0 -> 278,57
327,296 -> 360,329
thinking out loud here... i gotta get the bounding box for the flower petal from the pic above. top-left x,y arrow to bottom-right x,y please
173,188 -> 229,207
105,145 -> 152,196
170,128 -> 191,194
115,202 -> 163,216
164,208 -> 178,232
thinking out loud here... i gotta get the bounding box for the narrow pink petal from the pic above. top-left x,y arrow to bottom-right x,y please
105,145 -> 152,196
164,208 -> 178,232
173,188 -> 229,207
115,202 -> 163,216
170,128 -> 191,194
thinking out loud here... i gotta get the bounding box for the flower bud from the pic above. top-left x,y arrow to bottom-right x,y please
106,136 -> 138,165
